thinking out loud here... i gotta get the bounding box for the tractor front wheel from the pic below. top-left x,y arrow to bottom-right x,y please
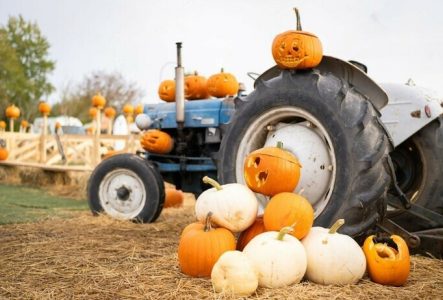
87,153 -> 165,222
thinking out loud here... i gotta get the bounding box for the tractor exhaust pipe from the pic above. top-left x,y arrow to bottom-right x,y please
175,42 -> 185,124
175,42 -> 186,155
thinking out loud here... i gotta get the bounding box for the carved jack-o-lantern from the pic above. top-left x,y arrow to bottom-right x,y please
158,80 -> 176,102
272,8 -> 323,70
140,129 -> 174,154
185,72 -> 209,100
207,69 -> 239,98
244,142 -> 301,196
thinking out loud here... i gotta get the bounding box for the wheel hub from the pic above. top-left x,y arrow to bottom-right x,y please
116,186 -> 131,201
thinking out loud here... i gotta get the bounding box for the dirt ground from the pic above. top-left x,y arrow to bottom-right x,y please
1,195 -> 442,300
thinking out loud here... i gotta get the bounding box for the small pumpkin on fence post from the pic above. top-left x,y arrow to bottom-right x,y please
5,104 -> 20,132
0,120 -> 6,132
123,104 -> 134,125
38,101 -> 51,116
104,107 -> 116,134
20,120 -> 29,133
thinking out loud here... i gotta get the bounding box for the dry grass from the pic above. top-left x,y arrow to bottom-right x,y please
1,194 -> 442,300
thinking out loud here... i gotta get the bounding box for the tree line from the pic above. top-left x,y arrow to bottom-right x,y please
0,15 -> 142,126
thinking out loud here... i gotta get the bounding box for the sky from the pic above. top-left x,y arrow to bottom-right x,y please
0,0 -> 442,105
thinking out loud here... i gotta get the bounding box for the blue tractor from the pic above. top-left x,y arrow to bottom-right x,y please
87,43 -> 443,256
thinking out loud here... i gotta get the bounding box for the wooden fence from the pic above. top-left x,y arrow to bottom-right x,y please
0,131 -> 141,172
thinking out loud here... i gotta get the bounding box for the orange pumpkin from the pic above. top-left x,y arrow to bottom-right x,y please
263,192 -> 314,240
140,129 -> 174,154
178,212 -> 236,277
134,104 -> 144,115
92,93 -> 106,109
104,107 -> 116,119
0,148 -> 8,161
5,105 -> 20,119
158,79 -> 176,102
164,188 -> 184,208
20,120 -> 29,129
38,101 -> 51,116
207,68 -> 239,98
363,234 -> 410,286
123,104 -> 134,116
271,8 -> 323,69
236,216 -> 266,251
185,72 -> 209,100
244,141 -> 301,196
0,121 -> 6,130
89,107 -> 98,119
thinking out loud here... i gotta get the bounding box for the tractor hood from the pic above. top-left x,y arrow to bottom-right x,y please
144,98 -> 235,129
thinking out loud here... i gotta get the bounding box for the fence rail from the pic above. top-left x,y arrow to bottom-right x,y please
0,131 -> 141,171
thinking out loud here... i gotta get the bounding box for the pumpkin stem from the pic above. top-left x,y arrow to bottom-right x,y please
204,212 -> 213,232
220,68 -> 224,73
202,176 -> 222,191
277,224 -> 295,241
276,141 -> 284,149
328,219 -> 345,234
294,7 -> 302,31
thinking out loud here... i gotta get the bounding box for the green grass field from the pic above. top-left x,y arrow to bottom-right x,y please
0,184 -> 89,225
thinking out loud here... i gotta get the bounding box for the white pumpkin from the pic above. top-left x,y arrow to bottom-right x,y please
302,219 -> 366,285
211,250 -> 258,296
195,176 -> 258,232
243,226 -> 307,288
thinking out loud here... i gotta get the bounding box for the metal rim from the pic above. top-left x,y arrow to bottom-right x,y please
235,106 -> 337,217
98,168 -> 147,220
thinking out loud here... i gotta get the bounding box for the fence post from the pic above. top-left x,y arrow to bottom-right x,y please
39,115 -> 48,163
92,109 -> 101,166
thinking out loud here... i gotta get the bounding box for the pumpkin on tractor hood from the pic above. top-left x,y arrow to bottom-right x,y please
140,129 -> 174,154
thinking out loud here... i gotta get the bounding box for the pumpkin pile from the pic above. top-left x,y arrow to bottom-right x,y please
177,140 -> 411,295
158,69 -> 239,102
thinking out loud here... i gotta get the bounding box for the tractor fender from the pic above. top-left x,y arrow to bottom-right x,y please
379,83 -> 443,147
255,55 -> 388,111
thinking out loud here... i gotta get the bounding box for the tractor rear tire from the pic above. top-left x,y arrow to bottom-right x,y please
87,153 -> 165,223
218,69 -> 391,238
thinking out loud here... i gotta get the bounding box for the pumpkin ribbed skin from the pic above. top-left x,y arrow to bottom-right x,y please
38,102 -> 51,115
185,73 -> 209,100
244,145 -> 301,196
264,192 -> 314,239
5,105 -> 20,119
164,188 -> 184,208
363,235 -> 410,286
178,215 -> 236,277
158,80 -> 176,102
271,8 -> 323,70
207,69 -> 239,98
236,216 -> 266,251
140,129 -> 174,154
272,31 -> 322,70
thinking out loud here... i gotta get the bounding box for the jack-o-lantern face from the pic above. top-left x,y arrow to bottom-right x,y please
244,142 -> 301,196
185,72 -> 209,100
158,80 -> 176,102
207,69 -> 239,98
272,8 -> 323,70
140,129 -> 174,154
